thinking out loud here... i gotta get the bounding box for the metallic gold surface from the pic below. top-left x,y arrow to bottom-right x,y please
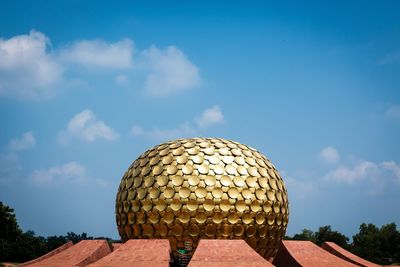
115,137 -> 289,259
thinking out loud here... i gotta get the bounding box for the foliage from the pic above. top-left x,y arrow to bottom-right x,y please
290,229 -> 316,242
352,223 -> 400,265
287,223 -> 400,265
2,201 -> 399,265
315,225 -> 349,247
0,202 -> 112,263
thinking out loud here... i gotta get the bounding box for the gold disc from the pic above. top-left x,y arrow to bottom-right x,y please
186,199 -> 198,211
188,175 -> 200,186
172,176 -> 184,186
220,175 -> 232,187
167,165 -> 178,175
172,224 -> 183,236
228,188 -> 239,198
164,211 -> 174,224
213,165 -> 224,175
205,224 -> 216,236
179,187 -> 191,198
234,225 -> 244,236
162,155 -> 173,165
149,211 -> 160,224
228,212 -> 240,224
188,224 -> 200,236
203,199 -> 215,211
195,212 -> 207,223
212,212 -> 224,223
179,212 -> 190,223
195,187 -> 207,198
235,200 -> 247,212
155,199 -> 166,211
219,199 -> 231,211
205,175 -> 216,186
211,188 -> 223,198
182,164 -> 194,175
197,164 -> 210,174
171,199 -> 182,211
156,176 -> 168,186
177,155 -> 188,164
164,187 -> 175,198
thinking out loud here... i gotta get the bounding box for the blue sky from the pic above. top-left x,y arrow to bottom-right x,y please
0,1 -> 399,240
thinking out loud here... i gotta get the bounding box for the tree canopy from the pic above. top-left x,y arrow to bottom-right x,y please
1,201 -> 399,265
286,223 -> 400,265
0,202 -> 112,263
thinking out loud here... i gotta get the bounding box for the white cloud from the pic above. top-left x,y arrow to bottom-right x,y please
115,74 -> 128,85
195,105 -> 224,129
30,161 -> 88,186
0,30 -> 202,100
59,39 -> 134,69
325,160 -> 400,185
8,131 -> 36,151
60,109 -> 118,143
0,153 -> 21,183
281,170 -> 316,199
131,122 -> 196,141
380,161 -> 400,182
131,125 -> 144,135
141,46 -> 200,96
0,30 -> 63,99
325,160 -> 378,184
95,178 -> 109,187
132,106 -> 223,140
318,146 -> 340,165
386,105 -> 400,119
379,50 -> 400,65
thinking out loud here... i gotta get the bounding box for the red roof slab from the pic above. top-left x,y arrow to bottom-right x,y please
273,240 -> 359,267
87,239 -> 171,267
24,240 -> 111,267
322,242 -> 382,267
188,239 -> 274,267
110,243 -> 123,251
20,241 -> 74,266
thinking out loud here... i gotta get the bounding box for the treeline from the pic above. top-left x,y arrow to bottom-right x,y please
0,202 -> 112,263
285,224 -> 400,265
2,202 -> 400,265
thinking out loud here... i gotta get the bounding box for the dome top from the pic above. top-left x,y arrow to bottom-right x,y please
116,137 -> 289,259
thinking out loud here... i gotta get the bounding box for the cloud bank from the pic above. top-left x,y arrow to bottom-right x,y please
0,30 -> 63,99
318,146 -> 340,165
141,46 -> 200,96
0,30 -> 200,99
132,105 -> 224,140
30,161 -> 87,186
60,109 -> 118,143
8,131 -> 36,151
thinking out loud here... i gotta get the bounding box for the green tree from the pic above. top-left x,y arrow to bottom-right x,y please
12,231 -> 47,262
287,225 -> 350,248
291,229 -> 316,242
352,223 -> 400,265
66,232 -> 93,244
0,202 -> 23,261
46,235 -> 68,251
315,225 -> 349,247
0,202 -> 47,262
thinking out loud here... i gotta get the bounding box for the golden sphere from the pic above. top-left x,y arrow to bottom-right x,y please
115,138 -> 289,259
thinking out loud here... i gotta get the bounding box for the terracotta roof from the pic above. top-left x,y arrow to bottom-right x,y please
322,241 -> 382,267
188,239 -> 274,267
87,239 -> 171,267
23,240 -> 111,267
273,240 -> 358,267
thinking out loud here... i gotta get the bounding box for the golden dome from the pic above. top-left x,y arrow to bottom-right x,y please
115,138 -> 289,259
